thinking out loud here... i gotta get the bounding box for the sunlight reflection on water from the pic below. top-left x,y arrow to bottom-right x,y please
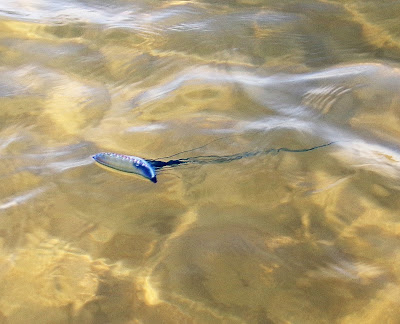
0,0 -> 400,323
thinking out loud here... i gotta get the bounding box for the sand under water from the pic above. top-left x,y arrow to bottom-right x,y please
0,0 -> 400,323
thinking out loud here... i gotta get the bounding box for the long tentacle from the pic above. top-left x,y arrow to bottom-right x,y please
147,141 -> 335,171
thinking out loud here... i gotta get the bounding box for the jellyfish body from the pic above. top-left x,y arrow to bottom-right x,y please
92,152 -> 157,183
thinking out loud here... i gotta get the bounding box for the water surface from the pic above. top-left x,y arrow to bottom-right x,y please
0,0 -> 400,323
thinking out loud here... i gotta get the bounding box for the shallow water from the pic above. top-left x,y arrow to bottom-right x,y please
0,0 -> 400,323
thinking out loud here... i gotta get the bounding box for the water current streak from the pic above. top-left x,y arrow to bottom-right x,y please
147,142 -> 335,171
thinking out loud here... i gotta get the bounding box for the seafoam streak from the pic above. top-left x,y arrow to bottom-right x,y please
0,187 -> 47,210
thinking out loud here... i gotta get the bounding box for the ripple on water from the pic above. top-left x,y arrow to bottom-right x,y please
0,0 -> 399,323
144,222 -> 389,323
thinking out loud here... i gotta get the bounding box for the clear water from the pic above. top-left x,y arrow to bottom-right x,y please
0,0 -> 400,323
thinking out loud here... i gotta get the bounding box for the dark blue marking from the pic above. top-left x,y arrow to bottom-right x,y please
135,162 -> 157,183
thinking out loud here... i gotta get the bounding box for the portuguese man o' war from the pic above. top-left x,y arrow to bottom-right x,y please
92,152 -> 157,183
92,141 -> 335,183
